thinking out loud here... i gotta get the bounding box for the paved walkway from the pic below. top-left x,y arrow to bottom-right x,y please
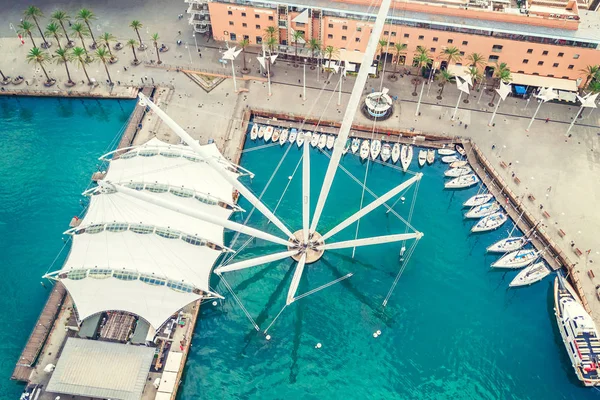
1,6 -> 599,321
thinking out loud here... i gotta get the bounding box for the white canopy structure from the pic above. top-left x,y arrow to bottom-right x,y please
46,138 -> 242,330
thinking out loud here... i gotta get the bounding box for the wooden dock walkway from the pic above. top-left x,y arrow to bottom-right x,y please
12,282 -> 67,381
115,86 -> 155,152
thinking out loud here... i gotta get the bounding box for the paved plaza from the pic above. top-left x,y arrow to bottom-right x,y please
1,1 -> 600,319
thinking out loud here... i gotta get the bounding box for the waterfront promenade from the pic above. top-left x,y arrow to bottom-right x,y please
1,2 -> 599,326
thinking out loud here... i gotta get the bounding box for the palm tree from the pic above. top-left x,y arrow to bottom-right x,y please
130,20 -> 145,49
292,30 -> 304,66
435,69 -> 454,100
99,32 -> 116,59
238,38 -> 250,73
323,45 -> 339,70
26,47 -> 52,83
441,46 -> 461,66
71,23 -> 89,56
50,10 -> 73,47
76,9 -> 97,48
377,39 -> 388,65
266,36 -> 277,55
392,42 -> 407,77
95,47 -> 112,83
24,6 -> 50,48
467,52 -> 486,70
489,62 -> 512,106
18,21 -> 36,48
412,47 -> 432,95
464,66 -> 482,103
264,26 -> 277,41
588,79 -> 600,95
151,33 -> 162,64
54,48 -> 74,85
127,39 -> 139,64
45,23 -> 62,50
580,65 -> 599,92
72,46 -> 92,84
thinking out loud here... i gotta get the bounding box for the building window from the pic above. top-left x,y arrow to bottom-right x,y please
418,35 -> 424,40
296,22 -> 305,27
404,33 -> 409,38
459,51 -> 464,56
568,64 -> 574,69
492,44 -> 503,52
430,47 -> 436,52
342,25 -> 348,30
384,31 -> 389,35
558,52 -> 564,57
542,50 -> 548,55
230,33 -> 236,41
255,14 -> 260,18
537,61 -> 544,65
355,37 -> 360,42
573,54 -> 580,59
229,21 -> 234,26
255,24 -> 260,29
328,34 -> 333,39
562,76 -> 569,79
391,31 -> 396,36
389,42 -> 394,46
553,63 -> 559,67
228,11 -> 233,15
522,59 -> 529,64
342,36 -> 347,41
241,12 -> 246,17
357,27 -> 362,32
548,74 -> 554,77
462,40 -> 468,45
517,70 -> 525,73
256,36 -> 262,44
433,37 -> 438,42
242,23 -> 247,27
243,35 -> 249,40
328,23 -> 333,28
488,55 -> 499,62
533,72 -> 540,76
447,39 -> 453,44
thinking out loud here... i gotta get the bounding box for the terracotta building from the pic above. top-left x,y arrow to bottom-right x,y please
186,0 -> 600,88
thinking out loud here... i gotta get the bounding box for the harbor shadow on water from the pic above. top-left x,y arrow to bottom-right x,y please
0,97 -> 135,397
180,128 -> 597,400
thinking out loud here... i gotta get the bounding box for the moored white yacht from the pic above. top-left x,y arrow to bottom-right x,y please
351,138 -> 360,154
250,124 -> 258,140
299,131 -> 311,147
272,128 -> 281,143
444,166 -> 472,177
400,145 -> 413,172
471,212 -> 507,232
264,126 -> 273,142
441,155 -> 460,164
463,193 -> 493,207
318,134 -> 327,149
464,202 -> 500,219
370,139 -> 381,160
509,262 -> 550,287
381,143 -> 391,162
554,274 -> 600,386
258,125 -> 266,139
289,128 -> 297,144
296,131 -> 305,147
450,160 -> 468,168
491,249 -> 537,268
418,150 -> 427,167
392,143 -> 400,164
445,174 -> 479,189
311,133 -> 320,147
326,135 -> 335,150
438,148 -> 456,156
426,149 -> 435,165
487,236 -> 528,253
279,129 -> 289,146
360,140 -> 370,161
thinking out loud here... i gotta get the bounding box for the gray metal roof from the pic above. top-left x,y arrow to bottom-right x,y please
46,338 -> 154,400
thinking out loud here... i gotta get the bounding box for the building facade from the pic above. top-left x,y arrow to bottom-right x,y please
186,0 -> 600,86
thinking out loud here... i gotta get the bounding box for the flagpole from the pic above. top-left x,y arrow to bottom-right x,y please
451,91 -> 462,121
415,80 -> 425,116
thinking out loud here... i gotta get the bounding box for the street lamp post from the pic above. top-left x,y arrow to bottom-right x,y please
303,58 -> 306,101
415,80 -> 425,116
451,76 -> 470,121
525,87 -> 557,132
566,93 -> 598,136
488,81 -> 511,126
223,45 -> 243,93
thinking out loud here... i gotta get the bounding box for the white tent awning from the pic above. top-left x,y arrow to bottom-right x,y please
510,73 -> 577,92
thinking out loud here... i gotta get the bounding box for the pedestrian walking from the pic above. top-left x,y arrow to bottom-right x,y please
464,124 -> 468,129
570,240 -> 575,247
492,144 -> 496,150
547,186 -> 551,192
586,249 -> 592,255
545,118 -> 550,123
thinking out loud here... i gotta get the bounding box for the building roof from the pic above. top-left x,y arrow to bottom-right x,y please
46,338 -> 154,400
55,138 -> 238,330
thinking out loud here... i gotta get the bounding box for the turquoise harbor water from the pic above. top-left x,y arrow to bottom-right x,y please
0,96 -> 135,397
0,98 -> 597,400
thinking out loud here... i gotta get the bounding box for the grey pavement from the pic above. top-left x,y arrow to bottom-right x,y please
1,1 -> 600,320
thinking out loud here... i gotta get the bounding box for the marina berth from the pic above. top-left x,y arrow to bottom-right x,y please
370,139 -> 381,160
426,149 -> 435,165
311,133 -> 320,147
289,128 -> 297,144
444,174 -> 479,189
351,138 -> 360,154
326,135 -> 335,150
450,160 -> 468,168
418,150 -> 427,167
463,193 -> 493,207
264,126 -> 273,142
456,144 -> 466,156
509,262 -> 551,287
487,236 -> 528,253
400,145 -> 413,172
441,155 -> 460,164
471,212 -> 507,232
392,143 -> 401,164
438,148 -> 456,156
360,140 -> 370,160
464,202 -> 501,218
554,275 -> 600,387
250,124 -> 258,140
279,128 -> 289,145
296,131 -> 306,147
492,249 -> 538,268
272,128 -> 281,143
258,125 -> 265,139
318,134 -> 327,149
381,143 -> 391,162
444,166 -> 472,177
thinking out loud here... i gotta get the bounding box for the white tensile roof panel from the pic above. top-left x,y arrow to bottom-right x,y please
163,351 -> 184,372
62,278 -> 200,330
158,371 -> 178,394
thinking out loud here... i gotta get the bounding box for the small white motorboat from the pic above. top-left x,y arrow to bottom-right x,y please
426,149 -> 435,165
326,135 -> 335,150
264,126 -> 273,142
444,174 -> 479,189
487,237 -> 529,253
299,131 -> 311,147
272,128 -> 281,143
258,125 -> 266,139
400,145 -> 413,172
441,155 -> 460,164
381,143 -> 392,162
311,133 -> 320,147
296,131 -> 305,147
370,140 -> 381,160
279,129 -> 289,146
450,160 -> 468,169
343,139 -> 351,155
471,212 -> 507,233
360,140 -> 370,161
391,143 -> 400,163
351,138 -> 360,154
250,124 -> 258,140
492,249 -> 538,269
463,193 -> 493,207
418,150 -> 427,167
444,166 -> 472,177
509,262 -> 551,287
438,148 -> 456,156
455,144 -> 466,157
465,202 -> 500,219
289,128 -> 297,144
318,134 -> 327,149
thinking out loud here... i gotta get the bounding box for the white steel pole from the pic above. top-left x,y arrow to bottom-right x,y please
477,85 -> 486,104
286,253 -> 307,305
415,80 -> 425,116
303,61 -> 306,101
302,139 -> 310,243
338,71 -> 342,106
317,232 -> 423,251
526,100 -> 544,132
231,59 -> 238,92
451,91 -> 462,121
566,105 -> 584,136
489,98 -> 501,126
264,46 -> 272,97
215,250 -> 299,274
